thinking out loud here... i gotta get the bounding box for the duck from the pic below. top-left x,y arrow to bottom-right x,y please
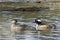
34,18 -> 56,31
10,19 -> 35,34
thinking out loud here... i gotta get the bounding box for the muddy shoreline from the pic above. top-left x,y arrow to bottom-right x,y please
2,7 -> 49,11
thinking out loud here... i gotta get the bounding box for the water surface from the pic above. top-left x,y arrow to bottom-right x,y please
0,10 -> 60,40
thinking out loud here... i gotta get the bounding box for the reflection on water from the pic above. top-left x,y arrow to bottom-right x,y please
13,30 -> 38,40
0,10 -> 60,40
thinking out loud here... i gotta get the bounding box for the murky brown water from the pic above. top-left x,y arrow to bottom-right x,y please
0,10 -> 60,40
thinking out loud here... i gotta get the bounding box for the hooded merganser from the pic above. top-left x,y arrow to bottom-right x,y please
10,19 -> 35,33
34,18 -> 56,30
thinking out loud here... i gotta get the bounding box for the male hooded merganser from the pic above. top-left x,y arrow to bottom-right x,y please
34,18 -> 56,30
10,19 -> 35,33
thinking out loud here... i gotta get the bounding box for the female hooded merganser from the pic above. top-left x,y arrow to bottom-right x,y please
34,18 -> 56,31
10,19 -> 34,33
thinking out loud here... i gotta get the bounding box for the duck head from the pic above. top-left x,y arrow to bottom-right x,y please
34,18 -> 42,25
11,19 -> 17,24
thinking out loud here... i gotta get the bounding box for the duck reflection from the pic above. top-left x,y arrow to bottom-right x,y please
13,30 -> 38,40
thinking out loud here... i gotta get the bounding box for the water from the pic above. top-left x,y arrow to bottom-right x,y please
0,10 -> 60,40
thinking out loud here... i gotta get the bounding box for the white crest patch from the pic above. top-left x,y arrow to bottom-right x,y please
37,19 -> 41,22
